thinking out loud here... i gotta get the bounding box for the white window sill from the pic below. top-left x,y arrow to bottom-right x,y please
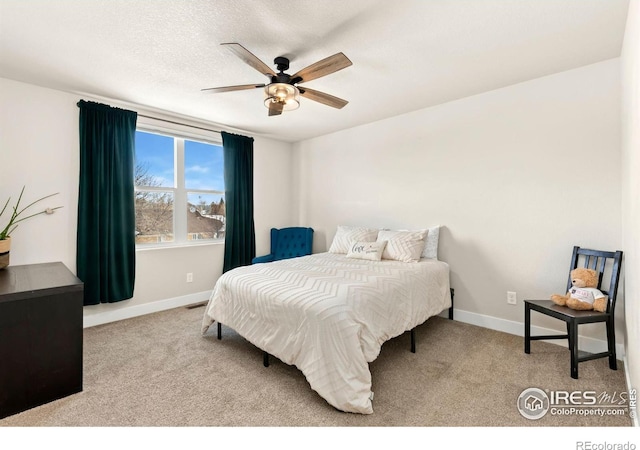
135,240 -> 224,252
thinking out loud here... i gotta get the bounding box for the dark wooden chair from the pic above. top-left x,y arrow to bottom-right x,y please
524,246 -> 623,379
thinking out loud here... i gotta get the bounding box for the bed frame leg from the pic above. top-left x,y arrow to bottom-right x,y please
449,288 -> 454,320
410,287 -> 455,353
263,351 -> 270,367
410,329 -> 416,353
217,322 -> 222,340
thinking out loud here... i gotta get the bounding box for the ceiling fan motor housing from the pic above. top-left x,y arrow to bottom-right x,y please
272,57 -> 295,85
271,73 -> 293,84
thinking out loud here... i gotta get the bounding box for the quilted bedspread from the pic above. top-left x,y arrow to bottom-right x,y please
201,252 -> 451,414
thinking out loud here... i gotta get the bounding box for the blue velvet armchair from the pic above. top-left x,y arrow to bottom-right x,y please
252,227 -> 314,264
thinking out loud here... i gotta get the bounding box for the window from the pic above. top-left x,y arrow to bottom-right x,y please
134,129 -> 225,245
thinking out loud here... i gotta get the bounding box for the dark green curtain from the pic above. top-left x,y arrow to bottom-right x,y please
222,131 -> 255,273
77,100 -> 137,305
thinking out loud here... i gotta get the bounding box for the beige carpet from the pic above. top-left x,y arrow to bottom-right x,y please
0,304 -> 633,427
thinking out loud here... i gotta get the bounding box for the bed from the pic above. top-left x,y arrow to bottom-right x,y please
201,241 -> 452,414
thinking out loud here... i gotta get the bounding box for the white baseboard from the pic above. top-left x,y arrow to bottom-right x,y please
87,301 -> 624,356
82,290 -> 212,328
450,308 -> 626,358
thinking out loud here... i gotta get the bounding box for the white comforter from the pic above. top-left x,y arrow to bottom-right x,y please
201,252 -> 451,414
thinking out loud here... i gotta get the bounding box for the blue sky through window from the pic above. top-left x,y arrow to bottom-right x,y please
185,140 -> 224,191
135,131 -> 224,191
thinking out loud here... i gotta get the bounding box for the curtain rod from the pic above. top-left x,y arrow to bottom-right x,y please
137,114 -> 221,134
77,100 -> 223,134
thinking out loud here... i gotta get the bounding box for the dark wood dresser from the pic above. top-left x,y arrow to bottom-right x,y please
0,262 -> 84,419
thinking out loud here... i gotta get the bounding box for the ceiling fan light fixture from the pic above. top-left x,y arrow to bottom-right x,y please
264,83 -> 300,111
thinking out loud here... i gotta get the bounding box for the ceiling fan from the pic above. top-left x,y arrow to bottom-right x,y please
202,43 -> 352,116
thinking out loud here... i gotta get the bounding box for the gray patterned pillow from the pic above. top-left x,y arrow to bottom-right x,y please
421,225 -> 440,259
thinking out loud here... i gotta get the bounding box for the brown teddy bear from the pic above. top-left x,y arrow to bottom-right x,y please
551,267 -> 608,312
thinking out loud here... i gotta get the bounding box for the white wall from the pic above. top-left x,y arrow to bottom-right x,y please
0,77 -> 293,325
621,0 -> 640,413
0,79 -> 79,269
293,59 -> 622,345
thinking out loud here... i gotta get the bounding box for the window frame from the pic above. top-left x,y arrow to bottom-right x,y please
134,120 -> 224,248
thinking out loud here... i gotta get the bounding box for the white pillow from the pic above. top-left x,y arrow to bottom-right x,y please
421,225 -> 440,259
346,241 -> 387,261
377,229 -> 427,262
328,226 -> 379,254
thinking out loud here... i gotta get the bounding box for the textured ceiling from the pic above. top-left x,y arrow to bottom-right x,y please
0,0 -> 630,142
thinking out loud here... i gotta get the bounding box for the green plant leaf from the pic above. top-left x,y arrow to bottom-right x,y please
0,186 -> 63,240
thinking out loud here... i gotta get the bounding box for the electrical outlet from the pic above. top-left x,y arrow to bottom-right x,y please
186,273 -> 193,283
507,291 -> 517,305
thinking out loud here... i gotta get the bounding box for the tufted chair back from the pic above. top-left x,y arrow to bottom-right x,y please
252,227 -> 314,264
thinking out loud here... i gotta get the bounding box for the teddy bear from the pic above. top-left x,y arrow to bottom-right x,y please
550,267 -> 608,312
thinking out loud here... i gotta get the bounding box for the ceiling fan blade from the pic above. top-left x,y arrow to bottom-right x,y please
291,52 -> 352,84
201,84 -> 265,93
268,101 -> 284,116
299,87 -> 348,109
221,43 -> 276,78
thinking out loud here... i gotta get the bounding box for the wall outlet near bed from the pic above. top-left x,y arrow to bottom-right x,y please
507,291 -> 517,305
186,273 -> 193,283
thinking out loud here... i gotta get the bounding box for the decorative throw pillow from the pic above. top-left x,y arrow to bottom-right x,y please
421,225 -> 440,259
377,229 -> 427,262
346,241 -> 387,261
328,226 -> 379,254
397,226 -> 441,259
